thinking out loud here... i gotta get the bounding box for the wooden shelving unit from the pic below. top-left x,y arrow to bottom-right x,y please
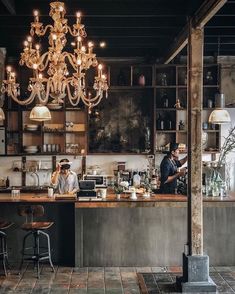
2,59 -> 221,156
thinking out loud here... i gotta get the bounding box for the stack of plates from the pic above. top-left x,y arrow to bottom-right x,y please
47,103 -> 63,110
25,124 -> 38,131
24,145 -> 39,154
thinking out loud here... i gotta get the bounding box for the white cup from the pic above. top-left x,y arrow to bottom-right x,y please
130,191 -> 137,200
100,188 -> 107,199
48,188 -> 54,198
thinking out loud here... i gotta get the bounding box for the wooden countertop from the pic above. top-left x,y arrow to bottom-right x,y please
0,192 -> 234,207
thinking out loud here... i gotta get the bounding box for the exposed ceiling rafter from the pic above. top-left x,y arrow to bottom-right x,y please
164,0 -> 227,64
1,0 -> 16,15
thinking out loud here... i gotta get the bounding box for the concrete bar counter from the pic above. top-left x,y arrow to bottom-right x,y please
0,192 -> 234,267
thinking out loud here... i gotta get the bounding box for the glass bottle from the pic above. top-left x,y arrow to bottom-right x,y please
160,73 -> 167,86
138,74 -> 145,86
160,116 -> 164,130
117,70 -> 126,86
162,92 -> 169,108
156,114 -> 161,130
6,177 -> 10,188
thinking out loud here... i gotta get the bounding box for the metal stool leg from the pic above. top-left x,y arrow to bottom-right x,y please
33,231 -> 38,270
39,230 -> 54,273
4,238 -> 11,270
46,232 -> 54,272
19,231 -> 32,274
1,234 -> 7,276
36,232 -> 40,279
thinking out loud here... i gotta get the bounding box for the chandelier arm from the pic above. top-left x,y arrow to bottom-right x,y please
38,52 -> 50,71
66,83 -> 80,106
90,96 -> 103,107
67,26 -> 80,37
10,90 -> 36,105
80,90 -> 103,103
37,90 -> 48,104
36,24 -> 54,37
63,53 -> 77,71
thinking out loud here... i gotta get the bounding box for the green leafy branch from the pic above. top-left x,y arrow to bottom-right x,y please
113,183 -> 124,194
217,125 -> 235,169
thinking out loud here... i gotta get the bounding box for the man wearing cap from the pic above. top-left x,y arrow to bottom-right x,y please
160,143 -> 187,194
51,158 -> 79,194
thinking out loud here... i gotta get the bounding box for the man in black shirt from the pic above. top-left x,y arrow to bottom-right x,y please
160,143 -> 187,194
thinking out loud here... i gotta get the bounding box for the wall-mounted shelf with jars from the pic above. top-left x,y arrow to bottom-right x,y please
4,105 -> 87,156
154,64 -> 220,154
2,59 -> 221,156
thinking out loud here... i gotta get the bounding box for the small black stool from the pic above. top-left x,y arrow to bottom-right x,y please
0,220 -> 13,276
18,205 -> 54,278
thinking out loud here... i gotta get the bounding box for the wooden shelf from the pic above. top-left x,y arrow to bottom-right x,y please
155,85 -> 176,88
156,108 -> 176,111
156,130 -> 176,133
109,86 -> 154,90
22,130 -> 42,134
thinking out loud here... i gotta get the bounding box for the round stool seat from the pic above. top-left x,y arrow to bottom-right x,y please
21,222 -> 54,231
0,221 -> 13,230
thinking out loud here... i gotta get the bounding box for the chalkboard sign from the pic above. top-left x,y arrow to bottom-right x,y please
89,90 -> 153,153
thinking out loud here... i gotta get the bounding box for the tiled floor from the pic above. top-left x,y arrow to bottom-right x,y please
1,265 -> 235,293
139,266 -> 235,293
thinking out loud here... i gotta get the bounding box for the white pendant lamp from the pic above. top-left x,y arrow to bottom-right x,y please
29,104 -> 51,121
208,93 -> 231,124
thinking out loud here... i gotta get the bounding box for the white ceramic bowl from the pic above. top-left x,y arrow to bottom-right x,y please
47,103 -> 63,110
25,124 -> 39,131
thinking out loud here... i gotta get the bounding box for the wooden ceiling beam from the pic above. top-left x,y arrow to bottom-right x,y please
164,0 -> 227,64
1,0 -> 16,15
193,0 -> 228,28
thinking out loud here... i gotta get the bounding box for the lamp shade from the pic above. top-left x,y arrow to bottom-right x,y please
208,93 -> 231,124
29,105 -> 51,121
0,107 -> 5,120
208,109 -> 231,124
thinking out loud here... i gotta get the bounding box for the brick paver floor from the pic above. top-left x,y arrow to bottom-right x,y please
0,265 -> 235,293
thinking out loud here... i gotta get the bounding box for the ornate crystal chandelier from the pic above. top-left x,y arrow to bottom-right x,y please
1,1 -> 108,121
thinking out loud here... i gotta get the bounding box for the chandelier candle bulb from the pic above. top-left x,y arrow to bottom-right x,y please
24,41 -> 29,48
76,12 -> 81,24
33,10 -> 39,22
98,64 -> 102,77
27,36 -> 32,43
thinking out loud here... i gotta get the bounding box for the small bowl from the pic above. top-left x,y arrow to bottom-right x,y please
47,103 -> 63,110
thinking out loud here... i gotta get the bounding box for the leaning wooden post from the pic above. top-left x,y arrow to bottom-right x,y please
178,22 -> 217,293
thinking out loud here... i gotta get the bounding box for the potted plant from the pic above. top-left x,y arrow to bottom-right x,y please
114,183 -> 124,199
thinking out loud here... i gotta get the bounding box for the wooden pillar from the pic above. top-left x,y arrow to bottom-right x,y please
178,21 -> 216,293
187,24 -> 204,256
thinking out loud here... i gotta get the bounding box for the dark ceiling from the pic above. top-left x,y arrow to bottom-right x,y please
0,0 -> 235,61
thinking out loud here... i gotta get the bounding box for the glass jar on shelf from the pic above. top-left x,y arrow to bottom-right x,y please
205,71 -> 214,85
66,143 -> 71,154
160,73 -> 167,86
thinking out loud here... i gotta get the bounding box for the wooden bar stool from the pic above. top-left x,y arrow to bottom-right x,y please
0,220 -> 14,276
18,205 -> 54,278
